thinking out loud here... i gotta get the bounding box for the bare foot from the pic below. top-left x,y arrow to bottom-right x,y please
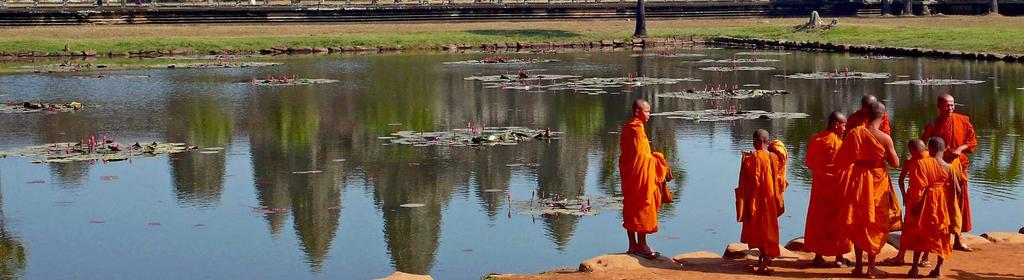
879,256 -> 905,266
810,257 -> 827,268
755,266 -> 773,276
926,268 -> 941,278
907,267 -> 920,278
919,260 -> 931,267
852,268 -> 865,277
866,267 -> 889,279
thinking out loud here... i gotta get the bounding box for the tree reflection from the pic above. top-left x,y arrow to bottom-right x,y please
0,179 -> 26,279
165,95 -> 234,207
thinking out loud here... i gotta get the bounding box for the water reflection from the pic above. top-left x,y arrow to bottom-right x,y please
0,179 -> 27,279
0,49 -> 1022,278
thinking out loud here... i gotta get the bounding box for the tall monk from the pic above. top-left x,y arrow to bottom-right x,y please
904,137 -> 960,278
920,93 -> 977,251
736,129 -> 788,275
847,95 -> 892,135
803,111 -> 852,268
882,139 -> 931,267
836,102 -> 901,278
619,99 -> 672,259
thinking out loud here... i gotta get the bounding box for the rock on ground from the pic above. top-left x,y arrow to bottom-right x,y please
722,243 -> 800,260
672,251 -> 722,266
578,253 -> 680,272
784,237 -> 805,252
981,232 -> 1024,244
376,272 -> 432,280
960,233 -> 993,247
887,232 -> 902,248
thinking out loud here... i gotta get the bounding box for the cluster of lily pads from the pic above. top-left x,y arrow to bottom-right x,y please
733,52 -> 791,56
630,52 -> 706,58
510,195 -> 623,217
699,66 -> 776,72
777,71 -> 891,80
443,57 -> 559,65
656,89 -> 788,100
22,63 -> 109,73
380,127 -> 560,147
156,61 -> 281,69
0,141 -> 197,163
853,55 -> 904,60
653,109 -> 810,122
1,101 -> 84,114
885,79 -> 985,86
465,74 -> 700,95
695,58 -> 781,63
248,78 -> 339,86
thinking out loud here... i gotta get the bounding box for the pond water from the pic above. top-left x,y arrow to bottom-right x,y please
0,48 -> 1023,279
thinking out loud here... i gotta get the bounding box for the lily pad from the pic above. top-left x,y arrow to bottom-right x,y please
247,78 -> 339,86
153,61 -> 281,69
699,66 -> 776,72
777,72 -> 891,80
292,170 -> 323,175
657,89 -> 788,100
510,196 -> 623,217
21,63 -> 109,73
444,57 -> 559,65
630,52 -> 707,58
2,141 -> 196,163
734,51 -> 791,56
653,109 -> 810,122
100,175 -> 119,181
386,127 -> 559,147
852,55 -> 904,60
885,79 -> 985,86
1,101 -> 84,114
696,58 -> 781,63
400,203 -> 426,208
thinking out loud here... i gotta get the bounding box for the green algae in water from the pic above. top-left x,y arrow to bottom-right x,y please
0,142 -> 196,163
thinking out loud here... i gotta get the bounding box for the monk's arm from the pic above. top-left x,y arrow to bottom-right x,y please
948,166 -> 961,198
962,119 -> 978,154
920,122 -> 935,141
898,166 -> 909,203
883,135 -> 900,168
736,155 -> 751,222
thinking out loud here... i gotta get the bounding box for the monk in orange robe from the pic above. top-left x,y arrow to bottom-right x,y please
836,102 -> 900,278
803,111 -> 852,267
620,99 -> 672,259
904,137 -> 960,278
847,95 -> 892,135
920,94 -> 977,251
736,129 -> 787,275
882,139 -> 931,266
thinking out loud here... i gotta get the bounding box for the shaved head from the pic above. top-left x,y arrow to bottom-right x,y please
632,99 -> 650,111
828,111 -> 847,127
937,93 -> 956,117
861,95 -> 878,108
631,99 -> 652,123
928,137 -> 947,153
869,102 -> 887,121
753,129 -> 770,150
908,139 -> 926,153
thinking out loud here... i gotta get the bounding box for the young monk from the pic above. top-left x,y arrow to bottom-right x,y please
619,99 -> 672,259
736,129 -> 788,275
803,111 -> 852,268
836,102 -> 901,278
883,140 -> 932,267
921,93 -> 977,252
904,137 -> 960,278
847,95 -> 892,135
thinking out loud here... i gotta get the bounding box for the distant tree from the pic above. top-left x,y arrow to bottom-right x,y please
990,0 -> 999,14
903,0 -> 913,16
881,0 -> 891,15
634,0 -> 647,37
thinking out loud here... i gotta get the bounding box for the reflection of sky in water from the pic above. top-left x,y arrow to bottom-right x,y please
0,50 -> 1023,279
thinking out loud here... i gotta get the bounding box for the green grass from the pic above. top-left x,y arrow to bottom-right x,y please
1,19 -> 1021,55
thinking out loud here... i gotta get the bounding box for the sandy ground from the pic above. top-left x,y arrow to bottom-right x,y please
496,242 -> 1024,280
0,16 -> 1021,40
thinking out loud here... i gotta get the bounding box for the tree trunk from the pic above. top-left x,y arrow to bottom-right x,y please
903,0 -> 912,15
990,0 -> 999,14
881,0 -> 891,16
634,0 -> 647,37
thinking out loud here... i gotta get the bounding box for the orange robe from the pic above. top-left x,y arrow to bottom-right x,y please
737,143 -> 787,258
848,108 -> 892,135
619,117 -> 670,234
836,126 -> 901,255
948,158 -> 971,233
903,157 -> 954,260
921,113 -> 975,233
898,151 -> 928,252
803,130 -> 852,256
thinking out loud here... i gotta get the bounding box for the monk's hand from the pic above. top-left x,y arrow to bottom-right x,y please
666,172 -> 673,182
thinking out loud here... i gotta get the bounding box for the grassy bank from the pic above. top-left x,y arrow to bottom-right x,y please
0,16 -> 1022,54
